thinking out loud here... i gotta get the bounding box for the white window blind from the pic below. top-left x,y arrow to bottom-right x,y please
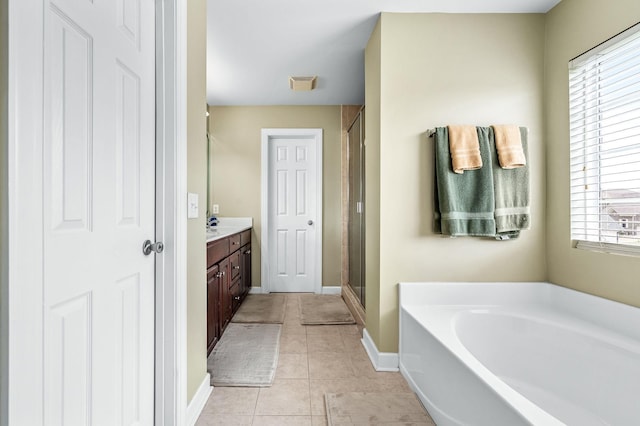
569,22 -> 640,254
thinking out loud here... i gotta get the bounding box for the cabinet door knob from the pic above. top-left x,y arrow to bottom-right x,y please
234,296 -> 241,300
234,265 -> 240,270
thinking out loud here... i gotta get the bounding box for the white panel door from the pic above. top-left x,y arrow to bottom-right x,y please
268,136 -> 320,292
43,0 -> 155,424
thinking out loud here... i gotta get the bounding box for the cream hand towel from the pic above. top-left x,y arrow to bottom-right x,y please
492,124 -> 526,169
447,125 -> 482,174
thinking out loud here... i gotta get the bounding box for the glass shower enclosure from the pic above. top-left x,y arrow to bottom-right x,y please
347,110 -> 365,308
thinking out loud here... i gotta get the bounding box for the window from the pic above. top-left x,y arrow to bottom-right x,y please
569,22 -> 640,256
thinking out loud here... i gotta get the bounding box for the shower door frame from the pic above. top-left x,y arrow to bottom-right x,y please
347,110 -> 366,308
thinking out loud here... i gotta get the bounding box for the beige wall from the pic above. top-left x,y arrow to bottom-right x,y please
207,106 -> 343,288
367,13 -> 547,352
545,0 -> 640,307
186,0 -> 208,404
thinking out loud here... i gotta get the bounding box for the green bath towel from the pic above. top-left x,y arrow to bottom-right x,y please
434,127 -> 496,237
490,126 -> 530,238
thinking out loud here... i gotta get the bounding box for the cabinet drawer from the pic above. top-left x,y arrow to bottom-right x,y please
229,233 -> 242,251
229,250 -> 241,281
230,276 -> 243,313
207,238 -> 229,267
240,230 -> 251,247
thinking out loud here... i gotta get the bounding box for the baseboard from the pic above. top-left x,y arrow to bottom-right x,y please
186,373 -> 212,426
250,286 -> 340,295
321,286 -> 342,295
361,328 -> 399,372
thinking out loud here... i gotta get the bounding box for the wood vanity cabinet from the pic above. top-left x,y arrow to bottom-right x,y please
206,228 -> 252,355
240,230 -> 252,297
228,250 -> 242,314
206,263 -> 221,354
218,257 -> 231,334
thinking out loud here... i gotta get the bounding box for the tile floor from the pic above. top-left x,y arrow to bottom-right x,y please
196,294 -> 432,425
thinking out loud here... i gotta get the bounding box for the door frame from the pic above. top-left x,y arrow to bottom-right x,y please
260,128 -> 323,294
4,0 -> 188,424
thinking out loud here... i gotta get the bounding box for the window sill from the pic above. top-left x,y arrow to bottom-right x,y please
574,240 -> 640,258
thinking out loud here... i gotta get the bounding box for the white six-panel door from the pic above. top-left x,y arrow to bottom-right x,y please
43,0 -> 155,424
263,130 -> 323,293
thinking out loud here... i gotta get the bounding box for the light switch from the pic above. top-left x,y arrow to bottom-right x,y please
187,193 -> 199,219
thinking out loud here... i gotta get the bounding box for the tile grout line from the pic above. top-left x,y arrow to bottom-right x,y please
252,379 -> 261,424
305,300 -> 313,422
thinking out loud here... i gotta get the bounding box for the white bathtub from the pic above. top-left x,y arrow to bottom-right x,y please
398,282 -> 640,426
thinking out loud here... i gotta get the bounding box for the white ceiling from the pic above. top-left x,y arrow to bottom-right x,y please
206,0 -> 561,106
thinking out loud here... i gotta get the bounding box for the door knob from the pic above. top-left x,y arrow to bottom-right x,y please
142,240 -> 164,256
308,220 -> 314,226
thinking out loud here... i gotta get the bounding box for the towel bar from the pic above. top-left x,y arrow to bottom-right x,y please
428,126 -> 530,138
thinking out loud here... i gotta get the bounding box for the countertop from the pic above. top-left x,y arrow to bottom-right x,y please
206,225 -> 252,243
205,217 -> 253,243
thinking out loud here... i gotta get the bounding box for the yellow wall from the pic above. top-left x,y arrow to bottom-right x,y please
207,106 -> 343,288
367,13 -> 547,352
186,0 -> 208,404
544,0 -> 640,307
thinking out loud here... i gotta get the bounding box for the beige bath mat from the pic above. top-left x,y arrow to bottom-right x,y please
231,294 -> 286,324
208,323 -> 281,387
325,392 -> 435,425
299,294 -> 356,325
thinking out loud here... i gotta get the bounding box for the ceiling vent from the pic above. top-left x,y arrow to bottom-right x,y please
289,76 -> 317,91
